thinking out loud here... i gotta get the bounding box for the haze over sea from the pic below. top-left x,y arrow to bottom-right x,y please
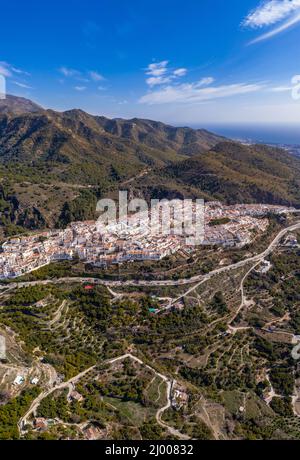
197,125 -> 300,146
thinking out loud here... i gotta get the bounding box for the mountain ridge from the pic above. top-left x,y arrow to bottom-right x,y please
0,95 -> 299,235
0,95 -> 227,186
0,94 -> 42,114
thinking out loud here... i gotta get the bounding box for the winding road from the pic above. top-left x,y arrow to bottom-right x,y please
7,220 -> 300,437
2,221 -> 300,295
18,353 -> 189,440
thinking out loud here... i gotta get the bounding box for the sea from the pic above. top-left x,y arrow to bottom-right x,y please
199,124 -> 300,146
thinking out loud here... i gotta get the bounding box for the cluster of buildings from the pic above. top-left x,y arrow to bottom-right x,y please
255,260 -> 272,274
202,202 -> 291,247
0,201 -> 295,280
33,417 -> 105,439
33,417 -> 56,432
13,375 -> 39,386
282,233 -> 299,248
171,381 -> 189,410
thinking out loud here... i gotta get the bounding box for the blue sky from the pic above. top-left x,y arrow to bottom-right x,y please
1,0 -> 300,125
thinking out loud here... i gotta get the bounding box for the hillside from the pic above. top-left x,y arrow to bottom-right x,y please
96,116 -> 225,156
0,95 -> 42,114
0,97 -> 226,185
0,95 -> 299,236
0,96 -> 226,234
159,141 -> 300,206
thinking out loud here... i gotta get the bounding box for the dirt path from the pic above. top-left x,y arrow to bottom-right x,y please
46,300 -> 67,328
18,352 -> 189,440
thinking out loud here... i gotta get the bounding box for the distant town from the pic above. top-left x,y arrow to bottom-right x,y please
0,202 -> 296,280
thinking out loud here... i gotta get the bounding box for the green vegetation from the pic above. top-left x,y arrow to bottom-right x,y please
37,390 -> 70,420
0,202 -> 299,440
270,397 -> 294,417
58,190 -> 98,227
269,367 -> 295,397
140,420 -> 164,440
1,97 -> 300,237
6,285 -> 49,306
210,291 -> 228,314
163,141 -> 300,206
209,217 -> 231,226
0,388 -> 40,439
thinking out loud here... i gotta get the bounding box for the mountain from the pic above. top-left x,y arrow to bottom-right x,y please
96,117 -> 225,156
0,96 -> 226,234
0,95 -> 42,115
157,141 -> 300,206
0,95 -> 299,236
0,102 -> 226,185
0,95 -> 225,156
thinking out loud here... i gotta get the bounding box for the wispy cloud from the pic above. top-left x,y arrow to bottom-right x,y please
173,68 -> 187,77
243,0 -> 300,43
0,61 -> 30,78
140,79 -> 263,105
269,85 -> 292,92
13,81 -> 33,89
146,76 -> 173,87
140,63 -> 249,105
198,77 -> 215,86
145,60 -> 188,87
146,61 -> 169,77
250,12 -> 300,43
244,0 -> 300,27
59,66 -> 81,77
0,62 -> 12,77
10,66 -> 30,76
89,71 -> 105,82
60,67 -> 106,90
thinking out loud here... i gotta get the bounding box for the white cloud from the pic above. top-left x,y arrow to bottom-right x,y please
198,77 -> 215,86
13,81 -> 33,89
173,68 -> 187,77
139,80 -> 264,105
89,71 -> 105,82
60,66 -> 81,77
60,68 -> 106,87
146,61 -> 169,77
0,62 -> 12,77
146,76 -> 173,87
269,85 -> 292,92
243,0 -> 300,43
0,62 -> 30,78
250,11 -> 300,42
244,0 -> 300,28
145,61 -> 188,87
141,62 -> 243,105
11,66 -> 30,76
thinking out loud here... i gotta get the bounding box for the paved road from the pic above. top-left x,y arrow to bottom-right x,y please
166,221 -> 300,307
4,221 -> 300,295
13,222 -> 300,436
